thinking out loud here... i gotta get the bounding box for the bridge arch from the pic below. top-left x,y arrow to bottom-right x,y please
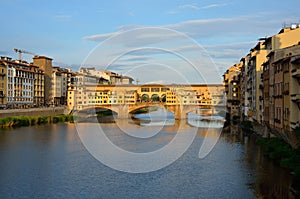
77,104 -> 221,120
129,103 -> 166,114
141,94 -> 150,102
161,94 -> 166,102
151,94 -> 160,102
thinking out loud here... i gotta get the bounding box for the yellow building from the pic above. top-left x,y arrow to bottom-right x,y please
34,68 -> 45,107
68,84 -> 225,111
264,44 -> 300,146
239,24 -> 300,124
0,57 -> 8,108
223,63 -> 242,120
264,24 -> 300,50
247,42 -> 269,123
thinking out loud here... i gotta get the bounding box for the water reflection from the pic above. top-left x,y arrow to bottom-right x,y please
223,125 -> 297,199
0,118 -> 297,198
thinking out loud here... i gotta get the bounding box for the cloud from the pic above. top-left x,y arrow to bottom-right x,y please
117,55 -> 150,62
83,32 -> 117,41
167,3 -> 225,15
179,4 -> 200,10
84,13 -> 283,44
201,4 -> 227,9
81,13 -> 299,84
203,41 -> 256,50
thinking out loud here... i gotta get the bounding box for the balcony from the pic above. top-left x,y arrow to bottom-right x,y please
292,68 -> 300,78
290,122 -> 299,130
283,90 -> 289,95
0,73 -> 5,76
291,94 -> 300,102
274,118 -> 281,124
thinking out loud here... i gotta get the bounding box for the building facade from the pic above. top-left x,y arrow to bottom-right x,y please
223,63 -> 242,121
0,59 -> 36,108
51,67 -> 73,106
0,57 -> 8,108
33,55 -> 53,106
263,44 -> 300,145
68,84 -> 225,111
34,68 -> 45,107
224,24 -> 300,147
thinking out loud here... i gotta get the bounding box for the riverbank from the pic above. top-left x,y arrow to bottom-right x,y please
0,114 -> 74,128
256,137 -> 300,192
0,107 -> 68,119
235,118 -> 300,195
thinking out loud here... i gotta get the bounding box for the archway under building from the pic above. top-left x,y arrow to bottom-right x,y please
161,94 -> 166,102
141,94 -> 150,102
151,94 -> 160,102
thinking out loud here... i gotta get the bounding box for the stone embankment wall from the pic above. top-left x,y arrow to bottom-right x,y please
0,107 -> 69,118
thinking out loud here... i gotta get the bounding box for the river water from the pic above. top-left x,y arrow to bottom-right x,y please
0,111 -> 296,199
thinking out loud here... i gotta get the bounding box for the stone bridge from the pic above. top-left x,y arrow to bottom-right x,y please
80,102 -> 224,120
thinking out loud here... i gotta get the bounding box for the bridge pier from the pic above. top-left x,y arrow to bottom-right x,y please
170,105 -> 189,120
115,105 -> 129,119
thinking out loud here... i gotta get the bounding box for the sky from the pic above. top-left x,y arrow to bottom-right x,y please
1,0 -> 299,84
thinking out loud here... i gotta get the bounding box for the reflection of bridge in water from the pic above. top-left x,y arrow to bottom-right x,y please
80,102 -> 226,119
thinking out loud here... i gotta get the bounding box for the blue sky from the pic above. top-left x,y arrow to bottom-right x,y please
1,0 -> 299,83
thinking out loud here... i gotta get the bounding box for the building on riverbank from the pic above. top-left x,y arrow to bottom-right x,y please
34,68 -> 45,107
262,44 -> 300,146
0,57 -> 8,108
51,66 -> 74,106
33,55 -> 53,106
224,24 -> 300,147
223,63 -> 242,121
67,84 -> 225,111
0,57 -> 37,108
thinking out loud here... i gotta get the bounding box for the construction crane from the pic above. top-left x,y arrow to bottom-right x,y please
14,48 -> 36,61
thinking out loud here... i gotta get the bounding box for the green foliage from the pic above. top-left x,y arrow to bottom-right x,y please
37,116 -> 49,125
241,120 -> 253,130
232,115 -> 240,125
14,116 -> 30,127
0,114 -> 74,129
257,137 -> 300,181
131,108 -> 149,114
30,117 -> 37,125
295,127 -> 300,137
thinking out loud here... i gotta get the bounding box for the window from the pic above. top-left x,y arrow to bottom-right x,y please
161,88 -> 169,92
151,88 -> 160,92
141,88 -> 149,92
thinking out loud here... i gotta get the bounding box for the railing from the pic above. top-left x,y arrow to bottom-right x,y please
291,94 -> 300,101
290,121 -> 299,130
292,68 -> 300,78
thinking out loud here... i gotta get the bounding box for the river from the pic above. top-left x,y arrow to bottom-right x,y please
0,111 -> 296,199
